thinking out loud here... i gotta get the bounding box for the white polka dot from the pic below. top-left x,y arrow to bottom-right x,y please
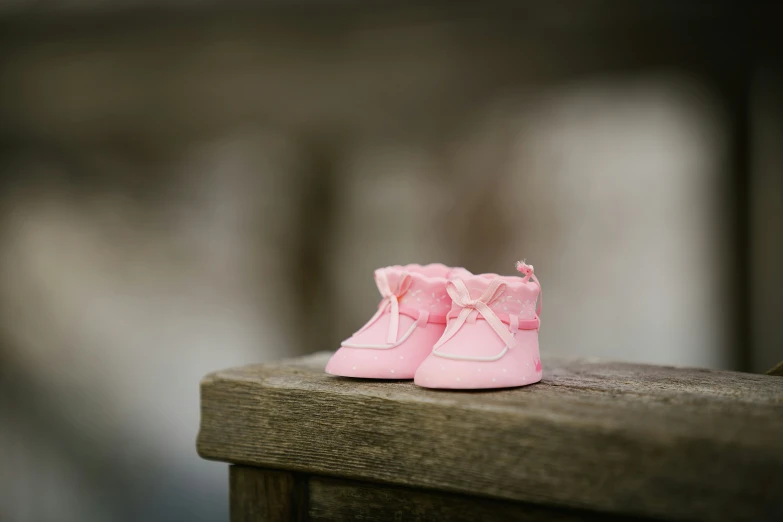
390,369 -> 395,374
440,366 -> 445,371
352,366 -> 356,370
399,356 -> 404,359
492,378 -> 496,382
431,292 -> 435,297
456,377 -> 461,382
477,368 -> 482,372
373,356 -> 378,360
502,368 -> 507,372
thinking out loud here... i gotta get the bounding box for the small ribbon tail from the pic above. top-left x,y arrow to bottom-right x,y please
531,273 -> 542,317
433,306 -> 471,350
516,261 -> 542,318
475,301 -> 517,348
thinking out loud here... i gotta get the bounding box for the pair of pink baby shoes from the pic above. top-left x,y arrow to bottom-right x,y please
325,261 -> 543,389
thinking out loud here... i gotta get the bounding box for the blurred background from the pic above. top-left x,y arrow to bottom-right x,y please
0,1 -> 781,521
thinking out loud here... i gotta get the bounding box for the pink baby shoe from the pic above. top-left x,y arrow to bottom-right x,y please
326,263 -> 471,379
414,261 -> 543,389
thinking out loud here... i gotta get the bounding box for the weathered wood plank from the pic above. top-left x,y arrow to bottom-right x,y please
230,465 -> 308,522
200,352 -> 783,522
308,474 -> 650,522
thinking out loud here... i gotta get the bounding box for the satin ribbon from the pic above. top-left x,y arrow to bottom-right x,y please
432,278 -> 517,351
354,270 -> 412,344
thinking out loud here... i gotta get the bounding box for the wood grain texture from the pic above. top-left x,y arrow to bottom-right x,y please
308,474 -> 650,522
200,352 -> 783,522
230,465 -> 307,522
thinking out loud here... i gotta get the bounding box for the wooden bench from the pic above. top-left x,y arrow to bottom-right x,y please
197,352 -> 783,521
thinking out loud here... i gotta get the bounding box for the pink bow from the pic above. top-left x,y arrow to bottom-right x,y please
433,278 -> 517,351
354,270 -> 412,344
